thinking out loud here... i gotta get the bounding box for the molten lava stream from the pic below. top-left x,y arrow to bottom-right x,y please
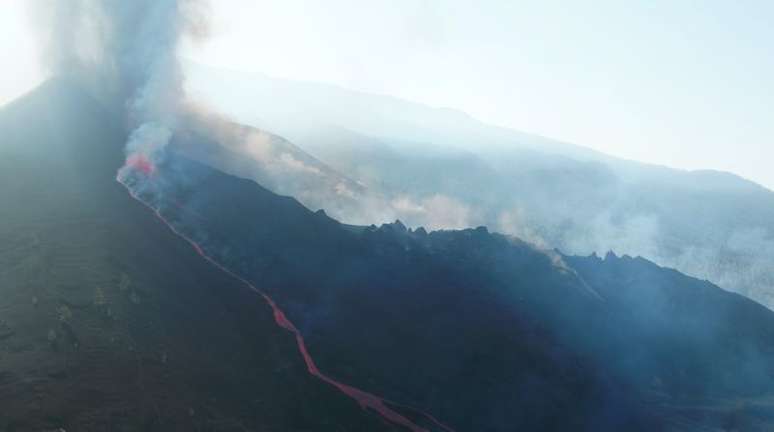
116,168 -> 455,432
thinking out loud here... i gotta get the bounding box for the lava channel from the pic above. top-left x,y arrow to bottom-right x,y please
116,171 -> 455,432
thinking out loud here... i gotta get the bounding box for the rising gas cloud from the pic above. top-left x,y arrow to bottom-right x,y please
31,0 -> 208,177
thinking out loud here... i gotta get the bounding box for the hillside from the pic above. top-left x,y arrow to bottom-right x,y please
185,62 -> 774,309
6,78 -> 774,431
0,79 -> 398,431
123,129 -> 774,430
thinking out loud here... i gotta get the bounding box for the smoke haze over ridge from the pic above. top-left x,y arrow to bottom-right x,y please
20,1 -> 774,313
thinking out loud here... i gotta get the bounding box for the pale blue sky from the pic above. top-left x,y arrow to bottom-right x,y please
2,1 -> 773,189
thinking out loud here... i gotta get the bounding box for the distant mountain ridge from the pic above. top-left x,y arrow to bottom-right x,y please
182,60 -> 607,163
184,61 -> 774,309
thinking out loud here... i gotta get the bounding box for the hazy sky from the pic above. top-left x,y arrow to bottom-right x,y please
0,2 -> 44,106
2,1 -> 773,189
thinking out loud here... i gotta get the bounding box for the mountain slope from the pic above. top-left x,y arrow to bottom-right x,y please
172,109 -> 371,221
9,78 -> 774,431
184,62 -> 774,309
0,79 -> 398,431
124,138 -> 774,430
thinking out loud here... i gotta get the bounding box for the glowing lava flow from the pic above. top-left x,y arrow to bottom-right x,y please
125,153 -> 156,175
116,164 -> 456,432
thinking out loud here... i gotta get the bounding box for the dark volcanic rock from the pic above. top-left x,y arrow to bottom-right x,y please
0,79 -> 397,431
9,78 -> 774,432
132,142 -> 774,430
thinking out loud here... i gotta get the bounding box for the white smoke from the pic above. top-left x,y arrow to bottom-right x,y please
31,0 -> 209,174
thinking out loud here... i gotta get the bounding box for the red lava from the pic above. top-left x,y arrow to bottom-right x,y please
126,153 -> 155,175
116,172 -> 456,432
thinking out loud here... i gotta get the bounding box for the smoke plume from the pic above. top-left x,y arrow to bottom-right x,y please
32,0 -> 208,175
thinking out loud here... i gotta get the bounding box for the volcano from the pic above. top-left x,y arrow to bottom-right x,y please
4,79 -> 774,431
0,79 -> 400,431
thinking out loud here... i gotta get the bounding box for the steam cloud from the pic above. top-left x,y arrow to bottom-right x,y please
31,0 -> 208,175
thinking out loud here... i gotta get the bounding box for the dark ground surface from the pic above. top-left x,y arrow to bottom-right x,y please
0,79 -> 399,431
5,78 -> 774,432
147,136 -> 774,431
